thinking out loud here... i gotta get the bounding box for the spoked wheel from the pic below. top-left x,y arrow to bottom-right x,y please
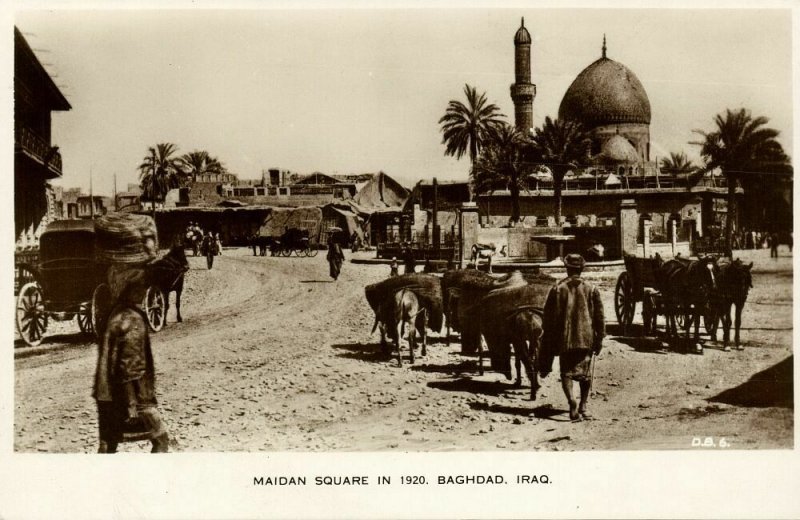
614,272 -> 635,333
92,283 -> 112,341
143,285 -> 166,332
307,246 -> 319,257
77,301 -> 94,335
295,247 -> 308,257
16,282 -> 48,347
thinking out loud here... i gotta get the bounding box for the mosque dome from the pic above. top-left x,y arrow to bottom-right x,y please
514,18 -> 531,45
598,134 -> 641,163
558,49 -> 651,127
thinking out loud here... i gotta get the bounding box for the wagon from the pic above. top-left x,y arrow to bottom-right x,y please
15,220 -> 169,347
273,227 -> 319,257
614,254 -> 717,337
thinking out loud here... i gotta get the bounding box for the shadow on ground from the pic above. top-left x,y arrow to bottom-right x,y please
427,377 -> 515,397
14,332 -> 93,349
468,401 -> 571,422
331,342 -> 390,363
709,355 -> 793,408
410,359 -> 478,375
300,280 -> 335,283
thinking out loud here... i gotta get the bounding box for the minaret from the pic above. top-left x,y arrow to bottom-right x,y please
510,17 -> 536,133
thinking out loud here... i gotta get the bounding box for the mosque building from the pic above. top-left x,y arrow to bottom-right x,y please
475,19 -> 735,258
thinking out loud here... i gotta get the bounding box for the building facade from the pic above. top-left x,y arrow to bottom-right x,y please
14,27 -> 71,249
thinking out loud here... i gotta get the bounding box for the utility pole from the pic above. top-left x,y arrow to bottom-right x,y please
89,166 -> 95,219
151,149 -> 156,221
432,177 -> 439,252
113,173 -> 117,211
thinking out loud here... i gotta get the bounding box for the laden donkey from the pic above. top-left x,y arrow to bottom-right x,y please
372,288 -> 428,366
478,283 -> 550,400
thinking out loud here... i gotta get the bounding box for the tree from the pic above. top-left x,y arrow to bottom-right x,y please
439,84 -> 506,166
139,143 -> 185,211
659,151 -> 695,174
471,123 -> 532,225
692,108 -> 790,255
529,117 -> 592,224
181,150 -> 225,182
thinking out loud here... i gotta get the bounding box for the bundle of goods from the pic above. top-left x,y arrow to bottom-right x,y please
441,269 -> 494,333
479,282 -> 552,374
95,213 -> 159,264
365,273 -> 443,333
456,270 -> 527,354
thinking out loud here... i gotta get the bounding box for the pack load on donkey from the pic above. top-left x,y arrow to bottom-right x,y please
478,280 -> 552,398
454,271 -> 528,354
365,273 -> 444,333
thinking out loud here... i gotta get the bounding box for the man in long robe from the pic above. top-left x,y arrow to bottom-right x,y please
540,254 -> 605,422
327,237 -> 345,280
94,266 -> 169,453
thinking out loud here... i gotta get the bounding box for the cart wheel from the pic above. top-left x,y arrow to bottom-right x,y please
77,301 -> 94,335
92,283 -> 112,341
307,246 -> 319,257
295,246 -> 307,257
143,285 -> 166,332
614,272 -> 635,331
16,282 -> 48,347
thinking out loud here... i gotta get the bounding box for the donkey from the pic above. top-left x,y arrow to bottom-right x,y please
656,256 -> 717,353
373,288 -> 427,367
712,259 -> 753,351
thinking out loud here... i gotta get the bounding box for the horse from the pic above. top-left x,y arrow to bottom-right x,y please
470,243 -> 497,273
147,245 -> 189,325
655,255 -> 717,353
711,259 -> 753,352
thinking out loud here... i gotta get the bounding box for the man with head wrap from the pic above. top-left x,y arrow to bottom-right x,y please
93,264 -> 169,453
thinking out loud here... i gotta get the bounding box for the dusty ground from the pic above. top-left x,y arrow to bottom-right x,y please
14,247 -> 793,452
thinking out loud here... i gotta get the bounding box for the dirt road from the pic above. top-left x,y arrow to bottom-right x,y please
14,248 -> 793,452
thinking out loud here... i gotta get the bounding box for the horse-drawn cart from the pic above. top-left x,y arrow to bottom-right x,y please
614,254 -> 717,338
15,220 -> 180,347
272,227 -> 319,257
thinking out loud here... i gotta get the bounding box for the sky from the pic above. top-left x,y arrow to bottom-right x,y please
13,8 -> 794,195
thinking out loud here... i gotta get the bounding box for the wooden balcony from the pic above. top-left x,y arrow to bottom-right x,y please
14,125 -> 63,179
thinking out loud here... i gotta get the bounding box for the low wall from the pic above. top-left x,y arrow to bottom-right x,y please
636,241 -> 691,258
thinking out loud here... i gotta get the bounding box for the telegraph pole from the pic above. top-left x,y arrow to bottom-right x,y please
89,166 -> 94,219
151,149 -> 156,220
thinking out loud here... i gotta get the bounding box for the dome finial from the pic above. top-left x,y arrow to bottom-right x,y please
521,17 -> 525,28
602,34 -> 607,58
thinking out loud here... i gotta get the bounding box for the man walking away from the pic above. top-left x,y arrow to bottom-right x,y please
539,254 -> 605,422
94,265 -> 169,453
327,234 -> 345,280
770,232 -> 779,258
403,245 -> 416,274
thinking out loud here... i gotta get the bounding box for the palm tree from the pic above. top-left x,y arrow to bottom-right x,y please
659,151 -> 695,174
139,143 -> 185,212
181,150 -> 225,182
439,84 -> 506,166
529,117 -> 592,224
692,108 -> 789,255
471,123 -> 531,224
